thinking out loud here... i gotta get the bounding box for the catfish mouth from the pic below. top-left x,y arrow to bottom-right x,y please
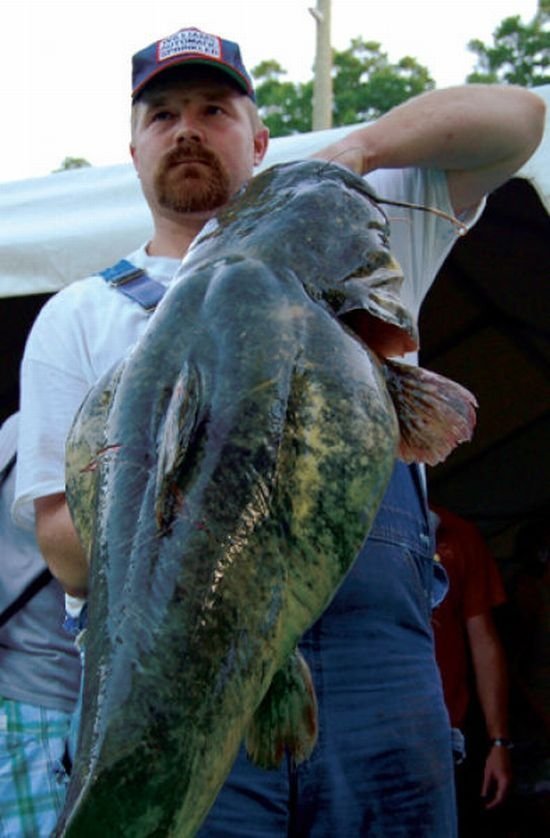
337,263 -> 407,317
341,264 -> 405,296
337,264 -> 419,358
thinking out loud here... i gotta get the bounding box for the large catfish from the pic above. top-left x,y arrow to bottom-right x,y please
58,160 -> 476,836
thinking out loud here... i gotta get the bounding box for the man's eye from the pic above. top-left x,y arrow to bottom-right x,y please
205,104 -> 225,116
151,110 -> 174,122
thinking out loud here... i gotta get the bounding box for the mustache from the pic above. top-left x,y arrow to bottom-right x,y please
161,141 -> 219,169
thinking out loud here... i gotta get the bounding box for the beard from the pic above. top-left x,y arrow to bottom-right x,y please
153,141 -> 232,214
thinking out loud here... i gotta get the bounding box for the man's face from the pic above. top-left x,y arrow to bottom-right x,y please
130,76 -> 269,221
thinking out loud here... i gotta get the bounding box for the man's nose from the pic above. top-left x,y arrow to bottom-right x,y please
174,114 -> 205,144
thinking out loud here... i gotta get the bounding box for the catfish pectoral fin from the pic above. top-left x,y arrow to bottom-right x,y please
384,358 -> 478,466
245,649 -> 318,769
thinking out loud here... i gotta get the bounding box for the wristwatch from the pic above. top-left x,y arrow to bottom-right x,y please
489,737 -> 514,749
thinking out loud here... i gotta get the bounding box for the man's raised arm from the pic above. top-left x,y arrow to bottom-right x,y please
312,84 -> 545,215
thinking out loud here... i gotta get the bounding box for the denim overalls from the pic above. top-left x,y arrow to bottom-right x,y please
198,462 -> 456,837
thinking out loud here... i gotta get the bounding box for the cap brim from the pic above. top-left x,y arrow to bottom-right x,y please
132,57 -> 253,100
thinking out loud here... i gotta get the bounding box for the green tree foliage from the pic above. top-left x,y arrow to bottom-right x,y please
252,60 -> 313,135
252,40 -> 434,137
332,39 -> 434,125
467,0 -> 550,87
53,156 -> 92,173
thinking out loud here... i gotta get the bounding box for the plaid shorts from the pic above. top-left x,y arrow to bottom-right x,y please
0,696 -> 71,837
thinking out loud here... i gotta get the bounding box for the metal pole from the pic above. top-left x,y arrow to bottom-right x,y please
309,0 -> 333,130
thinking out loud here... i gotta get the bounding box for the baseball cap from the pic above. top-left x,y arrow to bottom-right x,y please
132,27 -> 256,101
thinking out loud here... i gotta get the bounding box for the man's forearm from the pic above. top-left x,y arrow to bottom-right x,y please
475,652 -> 509,741
468,611 -> 513,806
468,612 -> 509,739
337,86 -> 542,173
34,493 -> 89,597
312,84 -> 545,214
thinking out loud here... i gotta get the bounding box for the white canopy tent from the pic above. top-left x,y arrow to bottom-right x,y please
1,86 -> 548,551
1,86 -> 548,300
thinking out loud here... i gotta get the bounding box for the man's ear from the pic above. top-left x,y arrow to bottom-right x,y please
254,127 -> 270,167
129,143 -> 140,176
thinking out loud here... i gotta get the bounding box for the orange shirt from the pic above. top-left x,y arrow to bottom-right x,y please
431,505 -> 506,727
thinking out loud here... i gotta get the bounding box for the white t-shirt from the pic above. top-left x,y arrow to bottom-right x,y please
14,247 -> 180,528
14,166 -> 480,529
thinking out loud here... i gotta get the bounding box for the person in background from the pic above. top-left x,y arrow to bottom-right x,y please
13,26 -> 545,836
0,413 -> 81,837
431,504 -> 513,835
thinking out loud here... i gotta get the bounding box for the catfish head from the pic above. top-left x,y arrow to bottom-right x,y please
184,160 -> 418,357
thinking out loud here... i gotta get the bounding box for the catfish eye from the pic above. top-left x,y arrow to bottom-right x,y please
368,219 -> 390,243
345,248 -> 391,279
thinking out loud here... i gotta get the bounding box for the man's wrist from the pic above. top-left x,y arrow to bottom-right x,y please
489,737 -> 513,749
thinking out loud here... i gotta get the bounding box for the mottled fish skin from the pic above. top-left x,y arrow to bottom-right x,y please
57,161 -> 475,837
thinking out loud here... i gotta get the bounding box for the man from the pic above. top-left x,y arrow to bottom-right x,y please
0,413 -> 81,837
432,504 -> 512,833
14,26 -> 544,836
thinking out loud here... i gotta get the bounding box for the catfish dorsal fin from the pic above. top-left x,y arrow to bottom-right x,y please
384,359 -> 478,466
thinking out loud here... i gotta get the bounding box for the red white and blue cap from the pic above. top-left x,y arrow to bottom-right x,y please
132,27 -> 256,101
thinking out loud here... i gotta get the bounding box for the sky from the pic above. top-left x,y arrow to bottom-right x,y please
0,0 -> 539,183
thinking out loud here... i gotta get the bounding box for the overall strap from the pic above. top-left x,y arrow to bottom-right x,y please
100,259 -> 167,311
0,569 -> 53,629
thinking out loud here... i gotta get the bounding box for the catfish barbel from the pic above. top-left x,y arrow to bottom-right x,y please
57,160 -> 476,836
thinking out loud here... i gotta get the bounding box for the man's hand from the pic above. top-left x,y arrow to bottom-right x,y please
310,139 -> 366,176
482,745 -> 513,809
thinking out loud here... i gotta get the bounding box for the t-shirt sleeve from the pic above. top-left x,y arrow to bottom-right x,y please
365,167 -> 485,319
13,246 -> 177,530
13,288 -> 96,529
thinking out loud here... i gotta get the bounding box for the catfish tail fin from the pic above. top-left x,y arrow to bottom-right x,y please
384,359 -> 477,466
